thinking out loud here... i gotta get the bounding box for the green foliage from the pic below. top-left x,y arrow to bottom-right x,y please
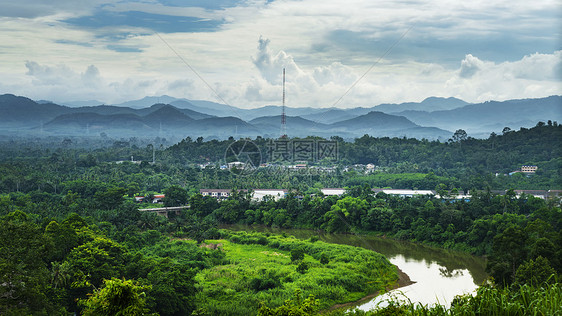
163,185 -> 188,207
250,270 -> 281,292
336,282 -> 562,316
0,125 -> 560,314
0,211 -> 55,315
195,231 -> 398,314
258,289 -> 319,316
66,236 -> 129,288
513,256 -> 556,287
291,248 -> 305,262
145,262 -> 197,316
448,282 -> 562,316
296,261 -> 309,274
320,253 -> 330,265
79,278 -> 153,316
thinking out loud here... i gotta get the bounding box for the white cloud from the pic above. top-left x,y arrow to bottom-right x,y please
448,51 -> 562,102
508,51 -> 562,81
459,54 -> 485,78
0,0 -> 560,108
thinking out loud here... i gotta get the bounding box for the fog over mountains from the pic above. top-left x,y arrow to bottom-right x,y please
1,94 -> 560,142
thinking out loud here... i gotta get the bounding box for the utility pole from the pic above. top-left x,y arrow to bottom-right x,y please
280,68 -> 287,138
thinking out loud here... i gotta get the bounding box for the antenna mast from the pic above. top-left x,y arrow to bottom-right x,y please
281,68 -> 287,138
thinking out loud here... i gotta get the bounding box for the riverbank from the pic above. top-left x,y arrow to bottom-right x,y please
193,230 -> 400,314
222,225 -> 487,310
326,265 -> 414,312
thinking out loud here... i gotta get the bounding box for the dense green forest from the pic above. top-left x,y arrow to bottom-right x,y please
0,122 -> 560,314
0,123 -> 560,195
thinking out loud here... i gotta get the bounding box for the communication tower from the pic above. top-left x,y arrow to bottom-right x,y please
280,68 -> 287,138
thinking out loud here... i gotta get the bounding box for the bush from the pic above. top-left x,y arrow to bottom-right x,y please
250,272 -> 281,292
291,248 -> 305,262
297,262 -> 309,274
320,253 -> 329,265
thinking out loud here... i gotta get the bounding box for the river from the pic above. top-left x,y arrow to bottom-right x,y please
223,225 -> 487,311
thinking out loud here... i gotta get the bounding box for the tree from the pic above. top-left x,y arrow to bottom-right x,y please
79,278 -> 153,316
0,211 -> 58,314
513,256 -> 556,287
487,225 -> 528,285
163,186 -> 188,207
65,237 -> 129,288
146,263 -> 197,316
44,220 -> 79,262
450,129 -> 468,143
95,187 -> 127,210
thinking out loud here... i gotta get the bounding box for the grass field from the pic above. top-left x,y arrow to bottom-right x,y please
193,230 -> 399,315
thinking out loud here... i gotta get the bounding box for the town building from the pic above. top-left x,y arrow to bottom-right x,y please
200,189 -> 235,199
372,189 -> 436,197
321,188 -> 346,196
252,189 -> 288,201
521,165 -> 538,173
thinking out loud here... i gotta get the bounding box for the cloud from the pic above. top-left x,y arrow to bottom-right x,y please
508,51 -> 562,81
448,50 -> 562,102
21,61 -> 192,104
251,36 -> 302,84
25,61 -> 78,85
81,65 -> 102,88
0,1 -> 560,108
0,0 -> 108,18
459,54 -> 485,78
313,62 -> 357,86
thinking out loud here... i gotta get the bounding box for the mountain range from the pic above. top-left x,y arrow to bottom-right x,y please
1,93 -> 560,141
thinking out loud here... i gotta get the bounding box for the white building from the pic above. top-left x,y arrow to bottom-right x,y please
373,189 -> 436,198
252,189 -> 287,201
227,161 -> 245,170
321,188 -> 346,196
521,165 -> 538,173
200,189 -> 233,199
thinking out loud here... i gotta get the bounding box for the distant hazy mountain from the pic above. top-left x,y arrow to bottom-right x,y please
190,116 -> 261,138
330,111 -> 451,139
113,95 -> 180,109
304,97 -> 468,124
249,115 -> 329,137
301,109 -> 357,124
142,105 -> 194,128
396,96 -> 562,134
173,99 -> 243,118
61,100 -> 104,107
44,112 -> 150,135
1,93 -> 559,140
178,100 -> 330,121
373,97 -> 469,114
0,94 -> 71,127
332,111 -> 418,130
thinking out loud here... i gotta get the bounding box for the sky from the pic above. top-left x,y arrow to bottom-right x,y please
0,0 -> 560,108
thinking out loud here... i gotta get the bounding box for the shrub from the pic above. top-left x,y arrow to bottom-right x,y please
297,262 -> 309,274
291,248 -> 305,262
320,253 -> 329,265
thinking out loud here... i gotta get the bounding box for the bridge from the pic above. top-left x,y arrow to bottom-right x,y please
138,205 -> 190,218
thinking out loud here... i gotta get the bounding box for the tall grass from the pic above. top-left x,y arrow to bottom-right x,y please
193,230 -> 399,315
335,281 -> 562,316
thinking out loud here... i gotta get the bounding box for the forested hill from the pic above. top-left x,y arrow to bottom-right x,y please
0,122 -> 559,194
167,122 -> 561,176
341,122 -> 561,173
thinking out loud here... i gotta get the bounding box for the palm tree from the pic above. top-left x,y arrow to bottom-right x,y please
51,261 -> 72,289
